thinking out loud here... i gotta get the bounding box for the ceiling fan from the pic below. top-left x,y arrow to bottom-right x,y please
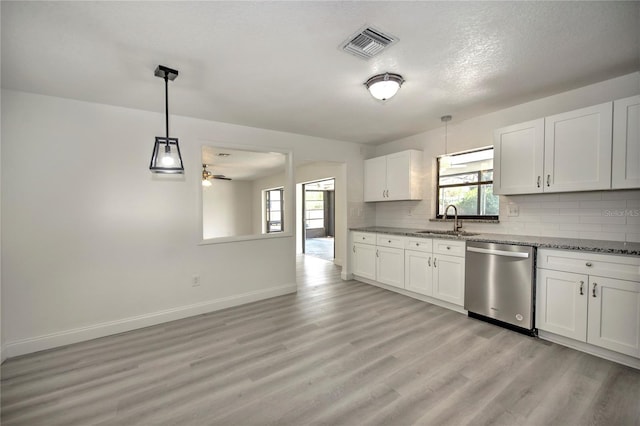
202,164 -> 231,186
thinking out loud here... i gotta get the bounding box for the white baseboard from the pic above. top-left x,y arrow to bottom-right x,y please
352,275 -> 467,315
538,330 -> 640,370
4,283 -> 297,359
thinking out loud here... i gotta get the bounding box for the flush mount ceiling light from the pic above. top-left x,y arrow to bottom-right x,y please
149,65 -> 184,174
364,73 -> 404,101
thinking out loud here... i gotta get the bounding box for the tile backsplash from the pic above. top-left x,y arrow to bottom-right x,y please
373,189 -> 640,243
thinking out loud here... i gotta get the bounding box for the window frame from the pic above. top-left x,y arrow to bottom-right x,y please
265,187 -> 284,233
435,148 -> 499,220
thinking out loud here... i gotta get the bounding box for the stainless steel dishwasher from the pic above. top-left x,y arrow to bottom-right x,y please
464,241 -> 536,334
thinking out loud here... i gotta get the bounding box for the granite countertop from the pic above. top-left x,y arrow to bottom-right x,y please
350,226 -> 640,256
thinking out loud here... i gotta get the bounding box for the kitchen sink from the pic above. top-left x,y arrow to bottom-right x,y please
414,230 -> 479,237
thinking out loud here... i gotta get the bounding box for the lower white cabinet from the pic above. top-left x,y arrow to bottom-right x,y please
405,249 -> 433,296
537,268 -> 588,341
587,276 -> 640,357
432,254 -> 465,306
536,249 -> 640,359
404,238 -> 466,307
353,242 -> 376,280
351,232 -> 466,310
352,232 -> 376,280
376,246 -> 404,288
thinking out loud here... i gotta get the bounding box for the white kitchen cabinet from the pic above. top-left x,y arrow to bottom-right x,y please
404,238 -> 465,306
493,119 -> 545,195
376,246 -> 405,289
544,102 -> 612,192
432,254 -> 465,306
587,276 -> 640,357
537,249 -> 640,359
363,156 -> 387,202
405,249 -> 433,296
536,268 -> 588,341
352,232 -> 376,280
493,102 -> 613,195
364,150 -> 422,202
612,95 -> 640,189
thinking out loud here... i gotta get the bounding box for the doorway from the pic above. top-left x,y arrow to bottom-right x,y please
302,178 -> 335,261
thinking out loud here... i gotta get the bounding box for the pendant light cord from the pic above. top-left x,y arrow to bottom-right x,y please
164,75 -> 169,141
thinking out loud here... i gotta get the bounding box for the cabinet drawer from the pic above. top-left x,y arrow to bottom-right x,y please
538,249 -> 640,282
352,232 -> 376,245
433,239 -> 465,257
405,238 -> 432,253
376,234 -> 406,249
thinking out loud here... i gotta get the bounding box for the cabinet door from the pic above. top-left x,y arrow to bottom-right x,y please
536,269 -> 588,341
587,276 -> 640,358
385,151 -> 411,200
493,119 -> 545,195
612,95 -> 640,189
376,246 -> 405,289
544,102 -> 613,192
364,156 -> 387,202
432,254 -> 465,306
353,243 -> 376,280
405,249 -> 432,296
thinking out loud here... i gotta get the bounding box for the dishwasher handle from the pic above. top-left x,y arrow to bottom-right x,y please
466,246 -> 530,258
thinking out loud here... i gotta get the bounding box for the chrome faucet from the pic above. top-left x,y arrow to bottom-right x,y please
444,204 -> 463,233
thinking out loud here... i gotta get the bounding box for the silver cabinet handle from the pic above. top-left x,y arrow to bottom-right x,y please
433,258 -> 437,268
382,190 -> 385,198
388,240 -> 391,243
446,246 -> 451,250
428,257 -> 431,267
537,176 -> 541,188
592,282 -> 597,297
546,174 -> 551,187
585,262 -> 592,267
579,280 -> 584,295
386,189 -> 389,198
353,245 -> 356,253
376,249 -> 379,258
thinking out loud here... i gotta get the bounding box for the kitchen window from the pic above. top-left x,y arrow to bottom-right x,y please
436,147 -> 499,219
265,187 -> 284,233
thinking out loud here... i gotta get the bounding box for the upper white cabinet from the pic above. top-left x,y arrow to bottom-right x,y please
364,150 -> 422,202
494,102 -> 616,195
493,119 -> 545,194
544,102 -> 612,192
612,95 -> 640,189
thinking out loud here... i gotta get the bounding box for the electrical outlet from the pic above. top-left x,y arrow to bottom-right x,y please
508,204 -> 519,217
192,275 -> 201,287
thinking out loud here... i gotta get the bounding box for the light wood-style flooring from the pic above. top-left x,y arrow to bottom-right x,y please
2,255 -> 640,425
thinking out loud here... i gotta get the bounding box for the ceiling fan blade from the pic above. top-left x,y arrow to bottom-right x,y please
213,175 -> 232,180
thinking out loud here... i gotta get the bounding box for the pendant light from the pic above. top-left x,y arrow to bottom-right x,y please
365,73 -> 404,101
149,65 -> 184,174
440,115 -> 452,168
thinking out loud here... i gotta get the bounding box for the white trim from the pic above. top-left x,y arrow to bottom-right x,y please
4,283 -> 297,359
539,330 -> 640,370
353,275 -> 467,315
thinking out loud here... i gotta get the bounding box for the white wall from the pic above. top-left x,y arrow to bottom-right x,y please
1,89 -> 366,357
202,179 -> 253,239
372,72 -> 640,242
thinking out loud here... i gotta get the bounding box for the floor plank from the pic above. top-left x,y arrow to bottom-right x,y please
2,254 -> 639,425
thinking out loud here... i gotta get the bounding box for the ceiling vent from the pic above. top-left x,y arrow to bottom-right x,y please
341,26 -> 397,60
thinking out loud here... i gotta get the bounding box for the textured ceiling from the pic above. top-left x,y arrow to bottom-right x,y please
2,1 -> 639,144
